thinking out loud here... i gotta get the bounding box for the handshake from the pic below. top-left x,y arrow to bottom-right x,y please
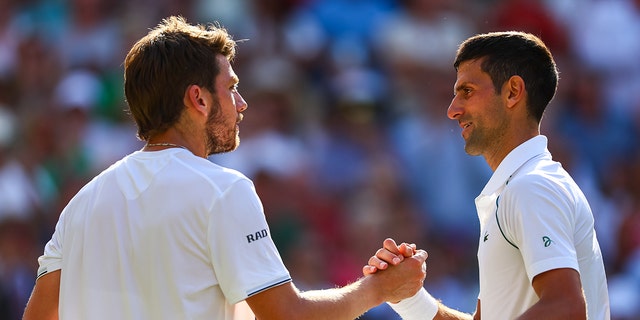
360,238 -> 429,304
363,238 -> 441,320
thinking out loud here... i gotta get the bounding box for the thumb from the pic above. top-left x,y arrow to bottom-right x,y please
412,249 -> 429,264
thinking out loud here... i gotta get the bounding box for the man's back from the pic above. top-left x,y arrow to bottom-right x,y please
38,149 -> 290,319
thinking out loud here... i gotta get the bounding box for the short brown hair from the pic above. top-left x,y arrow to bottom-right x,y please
124,16 -> 237,141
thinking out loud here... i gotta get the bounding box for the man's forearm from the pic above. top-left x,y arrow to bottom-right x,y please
298,276 -> 384,319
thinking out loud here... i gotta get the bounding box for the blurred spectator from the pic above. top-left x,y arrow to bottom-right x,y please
0,107 -> 42,222
552,67 -> 637,188
372,0 -> 476,79
0,220 -> 39,320
13,35 -> 62,113
0,0 -> 21,80
548,0 -> 640,112
56,0 -> 124,71
488,0 -> 570,54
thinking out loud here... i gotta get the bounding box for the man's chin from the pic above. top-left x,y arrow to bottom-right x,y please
464,144 -> 482,156
207,142 -> 239,156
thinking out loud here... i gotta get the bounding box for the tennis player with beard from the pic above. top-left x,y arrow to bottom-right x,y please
23,16 -> 428,320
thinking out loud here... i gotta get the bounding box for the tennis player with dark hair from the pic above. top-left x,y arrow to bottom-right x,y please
365,31 -> 610,319
22,16 -> 428,320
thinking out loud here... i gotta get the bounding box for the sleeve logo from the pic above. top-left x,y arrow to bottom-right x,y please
542,236 -> 554,247
246,229 -> 268,243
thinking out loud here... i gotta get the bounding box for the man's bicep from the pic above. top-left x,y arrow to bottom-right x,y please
532,267 -> 582,299
23,269 -> 61,320
529,268 -> 586,317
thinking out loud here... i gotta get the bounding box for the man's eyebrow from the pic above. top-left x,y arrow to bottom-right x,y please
453,82 -> 468,95
455,81 -> 472,90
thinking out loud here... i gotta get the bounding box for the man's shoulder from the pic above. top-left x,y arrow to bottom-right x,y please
500,157 -> 587,219
172,156 -> 255,194
506,156 -> 568,190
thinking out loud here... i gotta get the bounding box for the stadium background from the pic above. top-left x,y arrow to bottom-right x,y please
0,0 -> 639,318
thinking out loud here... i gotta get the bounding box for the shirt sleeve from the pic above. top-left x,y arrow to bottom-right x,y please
208,178 -> 291,304
498,176 -> 579,283
37,210 -> 67,279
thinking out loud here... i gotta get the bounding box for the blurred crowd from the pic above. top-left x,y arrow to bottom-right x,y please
1,0 -> 639,318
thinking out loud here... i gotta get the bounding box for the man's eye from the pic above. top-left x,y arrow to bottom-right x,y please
231,84 -> 239,92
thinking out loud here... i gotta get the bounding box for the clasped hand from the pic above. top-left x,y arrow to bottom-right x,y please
362,238 -> 428,303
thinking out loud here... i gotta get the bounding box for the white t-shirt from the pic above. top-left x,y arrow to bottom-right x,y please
390,136 -> 610,320
475,135 -> 609,319
37,148 -> 291,320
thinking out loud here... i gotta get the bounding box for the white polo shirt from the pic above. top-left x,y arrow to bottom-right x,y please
37,149 -> 291,320
476,135 -> 609,319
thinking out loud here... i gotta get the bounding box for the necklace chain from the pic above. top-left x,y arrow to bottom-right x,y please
145,142 -> 187,149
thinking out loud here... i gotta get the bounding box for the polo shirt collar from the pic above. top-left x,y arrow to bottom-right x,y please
479,135 -> 549,196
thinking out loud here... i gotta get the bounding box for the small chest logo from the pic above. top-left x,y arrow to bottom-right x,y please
483,232 -> 489,242
542,236 -> 554,247
246,229 -> 269,243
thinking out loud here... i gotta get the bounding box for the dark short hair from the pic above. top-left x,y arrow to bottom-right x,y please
124,16 -> 237,141
454,31 -> 558,122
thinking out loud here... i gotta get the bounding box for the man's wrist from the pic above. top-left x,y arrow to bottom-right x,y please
356,275 -> 386,307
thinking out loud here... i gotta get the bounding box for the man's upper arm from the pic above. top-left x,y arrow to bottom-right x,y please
23,269 -> 61,320
517,268 -> 586,319
245,281 -> 301,319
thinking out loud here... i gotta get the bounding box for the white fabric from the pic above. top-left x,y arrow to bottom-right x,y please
37,148 -> 291,320
388,287 -> 438,320
475,135 -> 610,319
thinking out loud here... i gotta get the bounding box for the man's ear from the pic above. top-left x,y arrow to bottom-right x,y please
184,84 -> 209,116
503,75 -> 526,109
